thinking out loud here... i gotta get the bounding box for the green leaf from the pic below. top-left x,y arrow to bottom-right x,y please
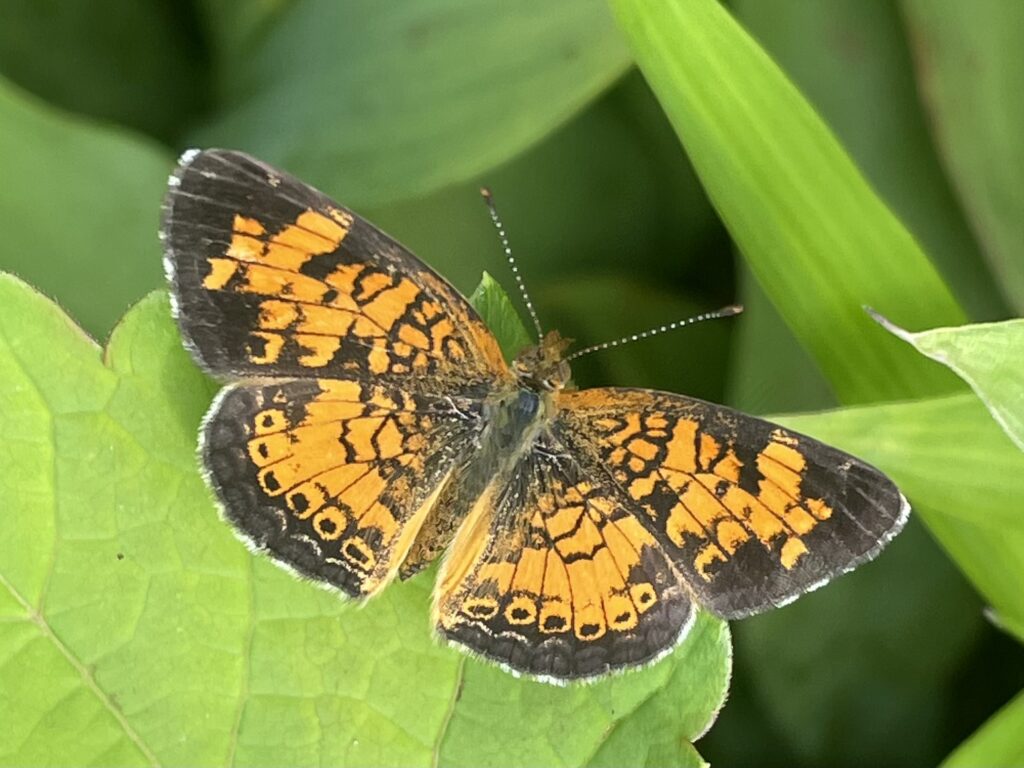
194,0 -> 631,208
902,0 -> 1024,313
0,0 -> 208,142
777,393 -> 1024,643
0,273 -> 730,766
0,76 -> 172,340
732,0 -> 1006,320
468,272 -> 535,361
942,689 -> 1024,768
607,0 -> 966,404
870,313 -> 1024,453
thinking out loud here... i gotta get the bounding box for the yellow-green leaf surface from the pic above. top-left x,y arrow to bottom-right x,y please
0,273 -> 730,767
942,689 -> 1024,768
902,0 -> 1024,313
195,0 -> 631,208
608,0 -> 966,404
871,313 -> 1024,453
0,76 -> 171,340
779,394 -> 1024,642
468,272 -> 535,362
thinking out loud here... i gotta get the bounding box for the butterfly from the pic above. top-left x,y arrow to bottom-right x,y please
162,149 -> 909,682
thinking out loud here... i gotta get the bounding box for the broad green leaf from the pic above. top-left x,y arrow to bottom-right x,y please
194,0 -> 631,208
902,0 -> 1024,313
0,273 -> 730,766
871,313 -> 1024,453
608,0 -> 966,404
195,0 -> 295,64
469,272 -> 535,360
0,0 -> 208,142
942,689 -> 1024,768
0,76 -> 172,340
778,394 -> 1024,642
733,0 -> 1005,320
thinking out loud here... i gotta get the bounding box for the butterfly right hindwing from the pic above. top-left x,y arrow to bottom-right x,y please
434,434 -> 694,681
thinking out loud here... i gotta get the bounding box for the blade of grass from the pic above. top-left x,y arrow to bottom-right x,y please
902,0 -> 1024,313
734,0 -> 1006,320
608,0 -> 966,404
871,314 -> 1024,452
941,689 -> 1024,768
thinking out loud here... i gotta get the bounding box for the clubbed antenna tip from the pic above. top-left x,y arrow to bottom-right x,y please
566,303 -> 744,362
480,187 -> 544,341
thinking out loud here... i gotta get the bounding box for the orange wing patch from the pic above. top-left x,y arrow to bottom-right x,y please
165,149 -> 509,384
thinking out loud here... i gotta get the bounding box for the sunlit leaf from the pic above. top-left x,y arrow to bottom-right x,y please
0,273 -> 730,766
870,311 -> 1024,452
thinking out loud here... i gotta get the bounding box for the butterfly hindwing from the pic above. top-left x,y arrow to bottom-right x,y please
202,376 -> 484,597
434,437 -> 694,680
163,149 -> 508,385
553,388 -> 909,619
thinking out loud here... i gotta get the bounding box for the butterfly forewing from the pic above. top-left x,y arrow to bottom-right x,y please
162,149 -> 508,385
552,388 -> 909,618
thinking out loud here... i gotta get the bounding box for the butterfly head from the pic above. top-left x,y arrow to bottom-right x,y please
512,330 -> 573,392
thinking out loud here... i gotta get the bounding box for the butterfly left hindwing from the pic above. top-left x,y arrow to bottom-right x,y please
202,377 -> 484,597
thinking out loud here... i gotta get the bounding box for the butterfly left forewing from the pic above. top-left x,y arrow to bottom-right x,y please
553,388 -> 909,619
163,148 -> 507,385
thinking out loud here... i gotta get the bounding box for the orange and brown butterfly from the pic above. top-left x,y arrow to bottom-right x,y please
162,149 -> 909,682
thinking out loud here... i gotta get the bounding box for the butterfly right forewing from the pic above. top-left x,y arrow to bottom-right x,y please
552,387 -> 909,619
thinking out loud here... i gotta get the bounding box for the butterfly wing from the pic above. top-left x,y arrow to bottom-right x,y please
552,388 -> 909,619
164,149 -> 512,596
203,378 -> 486,597
163,148 -> 508,385
433,435 -> 694,681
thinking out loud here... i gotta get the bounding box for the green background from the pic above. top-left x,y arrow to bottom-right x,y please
1,0 -> 1023,766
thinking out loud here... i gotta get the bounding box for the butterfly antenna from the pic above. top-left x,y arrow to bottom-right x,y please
566,304 -> 744,362
480,187 -> 544,341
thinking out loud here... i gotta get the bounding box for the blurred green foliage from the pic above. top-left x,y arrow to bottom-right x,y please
0,0 -> 1022,765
